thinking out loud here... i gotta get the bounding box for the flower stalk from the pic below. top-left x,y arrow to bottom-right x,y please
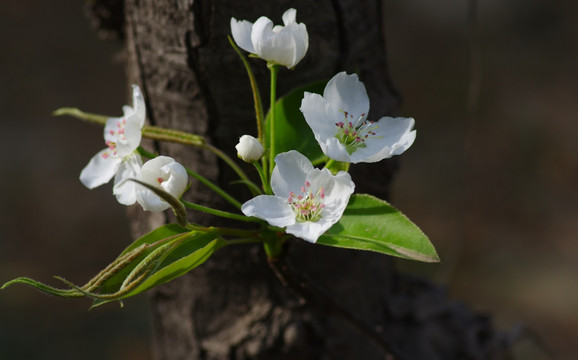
268,63 -> 279,176
227,36 -> 265,143
182,200 -> 260,223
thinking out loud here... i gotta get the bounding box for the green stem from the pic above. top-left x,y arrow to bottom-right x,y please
224,238 -> 264,246
143,125 -> 204,146
227,36 -> 265,143
203,143 -> 260,196
137,146 -> 157,159
182,200 -> 257,223
187,224 -> 262,238
253,161 -> 272,194
185,168 -> 242,209
324,159 -> 350,174
268,64 -> 279,176
53,108 -> 205,147
264,235 -> 284,259
53,107 -> 108,125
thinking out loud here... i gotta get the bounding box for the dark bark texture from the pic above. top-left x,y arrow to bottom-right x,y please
90,0 -> 512,359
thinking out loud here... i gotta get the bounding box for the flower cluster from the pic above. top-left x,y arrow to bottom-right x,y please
80,85 -> 188,212
2,6 -> 437,309
81,9 -> 417,244
230,13 -> 416,242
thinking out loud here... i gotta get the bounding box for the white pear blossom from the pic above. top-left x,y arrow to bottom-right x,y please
235,135 -> 265,162
300,72 -> 416,164
230,8 -> 309,69
241,150 -> 354,243
80,85 -> 146,205
136,156 -> 188,212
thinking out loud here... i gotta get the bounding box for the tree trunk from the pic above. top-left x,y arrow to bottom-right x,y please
89,0 -> 511,359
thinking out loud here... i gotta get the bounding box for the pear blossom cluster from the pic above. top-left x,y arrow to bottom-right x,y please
80,85 -> 188,212
80,8 -> 416,244
231,11 -> 416,243
1,7 -> 436,308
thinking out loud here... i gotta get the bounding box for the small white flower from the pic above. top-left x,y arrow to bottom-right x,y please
235,135 -> 265,162
136,156 -> 188,212
80,85 -> 146,205
231,8 -> 309,69
241,150 -> 354,243
300,72 -> 416,164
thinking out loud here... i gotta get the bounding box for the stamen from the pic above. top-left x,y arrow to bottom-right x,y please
334,109 -> 381,155
287,183 -> 326,223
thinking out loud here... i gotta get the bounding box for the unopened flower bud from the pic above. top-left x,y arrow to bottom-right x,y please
235,135 -> 264,162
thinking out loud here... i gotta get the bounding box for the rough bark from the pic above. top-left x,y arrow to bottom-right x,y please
89,0 -> 512,359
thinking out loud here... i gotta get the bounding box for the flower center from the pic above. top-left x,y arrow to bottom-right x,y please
334,111 -> 380,155
287,181 -> 325,223
102,118 -> 128,159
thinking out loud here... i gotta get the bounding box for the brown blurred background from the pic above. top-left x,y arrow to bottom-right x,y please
0,1 -> 576,359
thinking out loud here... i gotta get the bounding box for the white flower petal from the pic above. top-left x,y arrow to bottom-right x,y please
80,149 -> 122,189
286,217 -> 334,243
251,16 -> 274,57
131,84 -> 146,128
113,153 -> 143,205
241,195 -> 295,227
103,116 -> 121,143
323,72 -> 369,120
322,137 -> 352,162
121,105 -> 134,117
271,150 -> 313,196
319,170 -> 355,209
115,117 -> 143,157
230,18 -> 256,53
137,191 -> 171,212
282,8 -> 296,25
300,92 -> 338,140
353,117 -> 416,163
159,161 -> 188,197
289,23 -> 309,68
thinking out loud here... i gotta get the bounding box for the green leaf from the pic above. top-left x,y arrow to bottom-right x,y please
266,81 -> 327,163
318,194 -> 439,262
121,223 -> 189,254
93,224 -> 191,296
92,231 -> 225,307
1,224 -> 226,307
1,277 -> 84,298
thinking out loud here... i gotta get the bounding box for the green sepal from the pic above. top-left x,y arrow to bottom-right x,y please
265,81 -> 327,163
318,194 -> 439,263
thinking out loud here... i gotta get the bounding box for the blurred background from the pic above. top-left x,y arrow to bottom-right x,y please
0,1 -> 575,359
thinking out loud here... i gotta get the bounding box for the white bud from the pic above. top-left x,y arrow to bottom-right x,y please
235,135 -> 264,162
